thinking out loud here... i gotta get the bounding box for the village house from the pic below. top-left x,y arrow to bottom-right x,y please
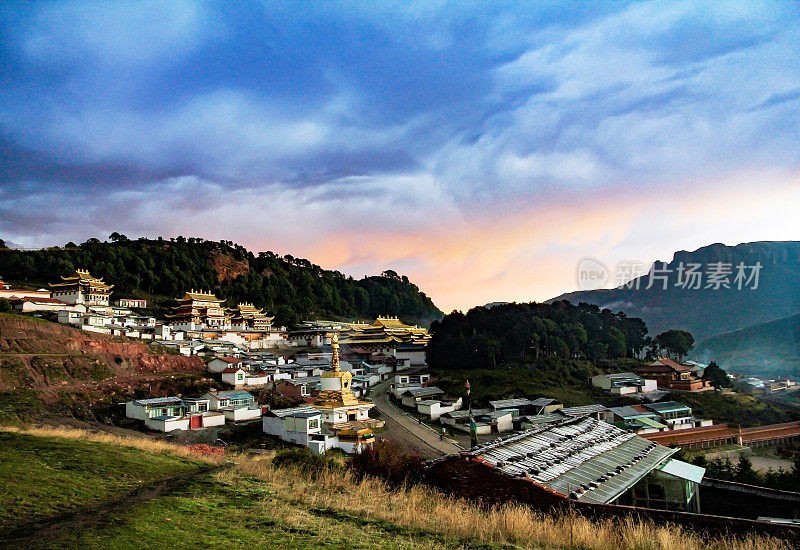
275,377 -> 321,399
124,396 -> 225,432
440,409 -> 514,434
635,358 -> 712,392
608,406 -> 669,434
11,296 -> 84,314
393,343 -> 427,366
591,372 -> 658,396
202,389 -> 262,421
642,401 -> 699,430
399,386 -> 445,408
427,415 -> 705,514
415,396 -> 464,420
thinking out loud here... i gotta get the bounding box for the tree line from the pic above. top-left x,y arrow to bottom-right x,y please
426,301 -> 694,370
0,235 -> 442,328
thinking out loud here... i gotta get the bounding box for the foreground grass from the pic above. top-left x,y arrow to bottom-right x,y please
0,425 -> 791,550
0,428 -> 211,529
47,472 -> 472,550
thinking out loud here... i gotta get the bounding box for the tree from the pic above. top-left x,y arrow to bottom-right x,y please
702,361 -> 732,388
734,456 -> 761,486
0,298 -> 10,312
0,239 -> 7,249
109,232 -> 129,242
654,330 -> 695,361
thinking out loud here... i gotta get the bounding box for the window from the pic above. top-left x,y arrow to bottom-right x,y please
308,419 -> 319,429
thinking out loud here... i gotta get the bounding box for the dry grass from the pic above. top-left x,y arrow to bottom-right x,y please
234,453 -> 790,550
0,425 -> 788,549
0,425 -> 225,465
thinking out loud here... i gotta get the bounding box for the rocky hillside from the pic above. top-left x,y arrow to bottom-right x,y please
0,236 -> 443,327
552,241 -> 800,342
0,313 -> 211,422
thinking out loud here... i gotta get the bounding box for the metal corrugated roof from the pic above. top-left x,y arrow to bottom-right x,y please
560,404 -> 608,416
490,398 -> 533,409
133,396 -> 183,406
269,406 -> 320,418
463,416 -> 675,504
644,401 -> 691,413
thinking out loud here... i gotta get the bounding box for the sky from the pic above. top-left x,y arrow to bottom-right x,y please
1,1 -> 799,312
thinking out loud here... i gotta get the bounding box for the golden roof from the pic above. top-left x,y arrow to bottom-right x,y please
49,269 -> 113,291
229,302 -> 274,322
176,290 -> 225,303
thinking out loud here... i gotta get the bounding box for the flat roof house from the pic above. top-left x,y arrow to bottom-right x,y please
399,386 -> 446,408
643,401 -> 694,429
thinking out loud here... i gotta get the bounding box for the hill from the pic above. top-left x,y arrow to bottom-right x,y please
552,241 -> 800,342
0,426 -> 784,549
692,314 -> 800,377
0,236 -> 443,327
0,313 -> 213,424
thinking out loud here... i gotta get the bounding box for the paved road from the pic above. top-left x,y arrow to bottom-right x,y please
370,380 -> 462,458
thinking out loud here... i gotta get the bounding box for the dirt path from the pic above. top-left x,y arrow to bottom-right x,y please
0,464 -> 228,548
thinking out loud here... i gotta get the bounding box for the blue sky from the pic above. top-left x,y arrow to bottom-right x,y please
1,1 -> 799,310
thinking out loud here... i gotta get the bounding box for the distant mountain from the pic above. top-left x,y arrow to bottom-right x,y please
692,313 -> 800,377
0,236 -> 443,327
551,241 -> 800,342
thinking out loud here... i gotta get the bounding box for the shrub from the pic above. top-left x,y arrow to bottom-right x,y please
272,447 -> 341,477
348,439 -> 426,487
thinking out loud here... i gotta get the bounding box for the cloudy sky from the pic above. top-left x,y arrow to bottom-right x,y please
1,1 -> 799,311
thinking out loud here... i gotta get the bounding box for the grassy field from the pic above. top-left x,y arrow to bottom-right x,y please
0,425 -> 790,550
0,428 -> 209,530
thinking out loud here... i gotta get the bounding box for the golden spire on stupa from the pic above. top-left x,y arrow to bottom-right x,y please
314,332 -> 359,408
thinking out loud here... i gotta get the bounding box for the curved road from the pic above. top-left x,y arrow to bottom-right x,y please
370,380 -> 462,458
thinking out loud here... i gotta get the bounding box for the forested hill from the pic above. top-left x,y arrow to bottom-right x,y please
0,236 -> 443,327
427,301 -> 649,370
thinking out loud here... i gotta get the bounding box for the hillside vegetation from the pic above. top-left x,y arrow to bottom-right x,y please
0,236 -> 442,327
0,425 -> 786,550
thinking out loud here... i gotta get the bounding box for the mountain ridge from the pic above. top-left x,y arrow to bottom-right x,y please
551,240 -> 800,342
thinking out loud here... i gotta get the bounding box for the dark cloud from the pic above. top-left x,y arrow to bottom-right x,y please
0,1 -> 798,247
